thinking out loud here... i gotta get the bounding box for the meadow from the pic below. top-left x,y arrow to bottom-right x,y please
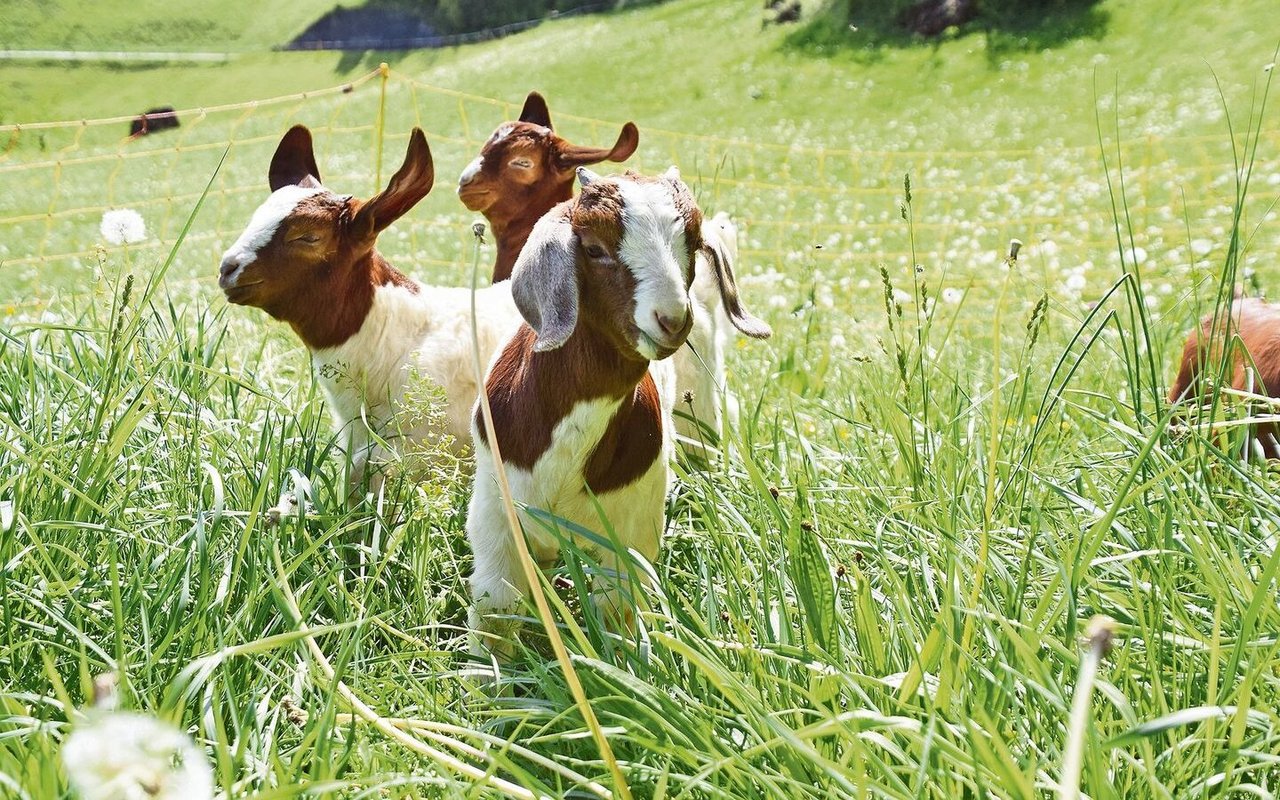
2,0 -> 1280,796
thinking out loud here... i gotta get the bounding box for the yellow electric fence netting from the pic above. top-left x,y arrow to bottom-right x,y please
1,66 -> 1277,319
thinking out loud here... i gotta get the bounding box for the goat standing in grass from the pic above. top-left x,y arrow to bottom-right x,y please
467,166 -> 770,656
1169,297 -> 1280,459
459,92 -> 747,450
218,125 -> 522,492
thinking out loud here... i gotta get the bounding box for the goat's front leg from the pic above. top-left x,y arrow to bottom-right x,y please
466,475 -> 531,660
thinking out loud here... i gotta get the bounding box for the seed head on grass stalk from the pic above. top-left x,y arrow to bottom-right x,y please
1059,615 -> 1117,800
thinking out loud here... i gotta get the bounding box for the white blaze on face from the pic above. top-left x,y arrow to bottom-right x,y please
458,156 -> 484,187
221,185 -> 324,281
617,180 -> 693,358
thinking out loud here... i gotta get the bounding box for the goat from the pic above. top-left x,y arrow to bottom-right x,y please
129,106 -> 180,139
460,92 -> 745,448
466,166 -> 771,655
456,91 -> 639,283
218,125 -> 522,490
1168,297 -> 1280,459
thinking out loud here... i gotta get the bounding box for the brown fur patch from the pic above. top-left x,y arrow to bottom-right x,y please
461,114 -> 639,283
1170,297 -> 1280,458
224,194 -> 417,351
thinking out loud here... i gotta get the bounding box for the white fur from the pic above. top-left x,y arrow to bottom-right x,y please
458,156 -> 483,187
221,186 -> 322,279
466,176 -> 697,655
467,359 -> 677,651
617,180 -> 693,359
310,280 -> 521,485
672,212 -> 740,449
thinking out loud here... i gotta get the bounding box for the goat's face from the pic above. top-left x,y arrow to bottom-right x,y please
457,92 -> 639,226
219,125 -> 434,323
511,168 -> 708,363
513,167 -> 772,361
219,186 -> 350,315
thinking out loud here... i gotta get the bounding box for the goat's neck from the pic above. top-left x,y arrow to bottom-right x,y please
489,184 -> 573,283
286,249 -> 414,352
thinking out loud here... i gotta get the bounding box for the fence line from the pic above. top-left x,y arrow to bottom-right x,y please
0,67 -> 1276,316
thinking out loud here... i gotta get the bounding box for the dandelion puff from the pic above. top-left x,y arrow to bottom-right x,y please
99,209 -> 146,245
62,708 -> 214,800
941,287 -> 963,304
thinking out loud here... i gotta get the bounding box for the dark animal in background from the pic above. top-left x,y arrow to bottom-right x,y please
763,0 -> 802,25
129,107 -> 180,138
1168,297 -> 1280,459
899,0 -> 977,36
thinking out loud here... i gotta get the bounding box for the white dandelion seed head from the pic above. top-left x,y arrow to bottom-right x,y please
99,210 -> 146,245
829,333 -> 847,350
62,712 -> 214,800
941,287 -> 963,304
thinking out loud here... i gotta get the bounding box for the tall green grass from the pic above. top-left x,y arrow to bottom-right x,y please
3,67 -> 1279,795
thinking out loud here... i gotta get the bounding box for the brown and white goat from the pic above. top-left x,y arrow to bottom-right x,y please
460,92 -> 744,447
466,167 -> 771,653
218,125 -> 522,488
1169,297 -> 1280,459
456,91 -> 639,283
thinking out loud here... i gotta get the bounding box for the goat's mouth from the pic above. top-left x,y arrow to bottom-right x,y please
222,281 -> 263,304
634,328 -> 683,361
457,186 -> 493,210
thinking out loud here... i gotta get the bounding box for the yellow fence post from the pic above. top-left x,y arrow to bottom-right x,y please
375,62 -> 391,191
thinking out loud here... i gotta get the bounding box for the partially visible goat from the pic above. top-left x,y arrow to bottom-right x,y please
460,93 -> 748,449
219,125 -> 522,489
456,91 -> 639,283
466,166 -> 771,655
1169,297 -> 1280,458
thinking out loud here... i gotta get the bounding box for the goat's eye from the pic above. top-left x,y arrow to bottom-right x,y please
291,234 -> 320,245
509,158 -> 534,169
585,244 -> 608,259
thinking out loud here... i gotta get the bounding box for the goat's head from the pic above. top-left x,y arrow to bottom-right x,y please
219,125 -> 434,329
456,92 -> 639,226
512,168 -> 771,363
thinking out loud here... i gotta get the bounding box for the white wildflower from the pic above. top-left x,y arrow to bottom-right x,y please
1190,239 -> 1214,257
829,333 -> 847,350
99,209 -> 146,245
1065,273 -> 1087,293
891,288 -> 912,305
62,711 -> 214,800
941,287 -> 963,304
1125,246 -> 1148,265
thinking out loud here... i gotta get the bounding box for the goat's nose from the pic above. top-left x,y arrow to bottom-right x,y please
654,308 -> 690,339
218,254 -> 242,287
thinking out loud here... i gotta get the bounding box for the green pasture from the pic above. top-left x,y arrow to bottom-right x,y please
2,0 -> 1280,797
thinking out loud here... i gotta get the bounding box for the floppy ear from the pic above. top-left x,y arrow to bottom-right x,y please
519,91 -> 553,129
555,122 -> 640,169
512,211 -> 580,352
700,236 -> 771,339
351,128 -> 434,238
269,125 -> 323,191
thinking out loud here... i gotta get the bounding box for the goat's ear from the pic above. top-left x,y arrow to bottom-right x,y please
351,128 -> 434,238
519,91 -> 553,129
269,125 -> 323,191
554,122 -> 640,170
700,233 -> 772,340
512,211 -> 579,352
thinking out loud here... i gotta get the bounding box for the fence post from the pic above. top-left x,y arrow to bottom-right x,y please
375,62 -> 390,191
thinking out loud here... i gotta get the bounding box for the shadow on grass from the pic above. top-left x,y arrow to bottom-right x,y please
781,0 -> 1109,66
